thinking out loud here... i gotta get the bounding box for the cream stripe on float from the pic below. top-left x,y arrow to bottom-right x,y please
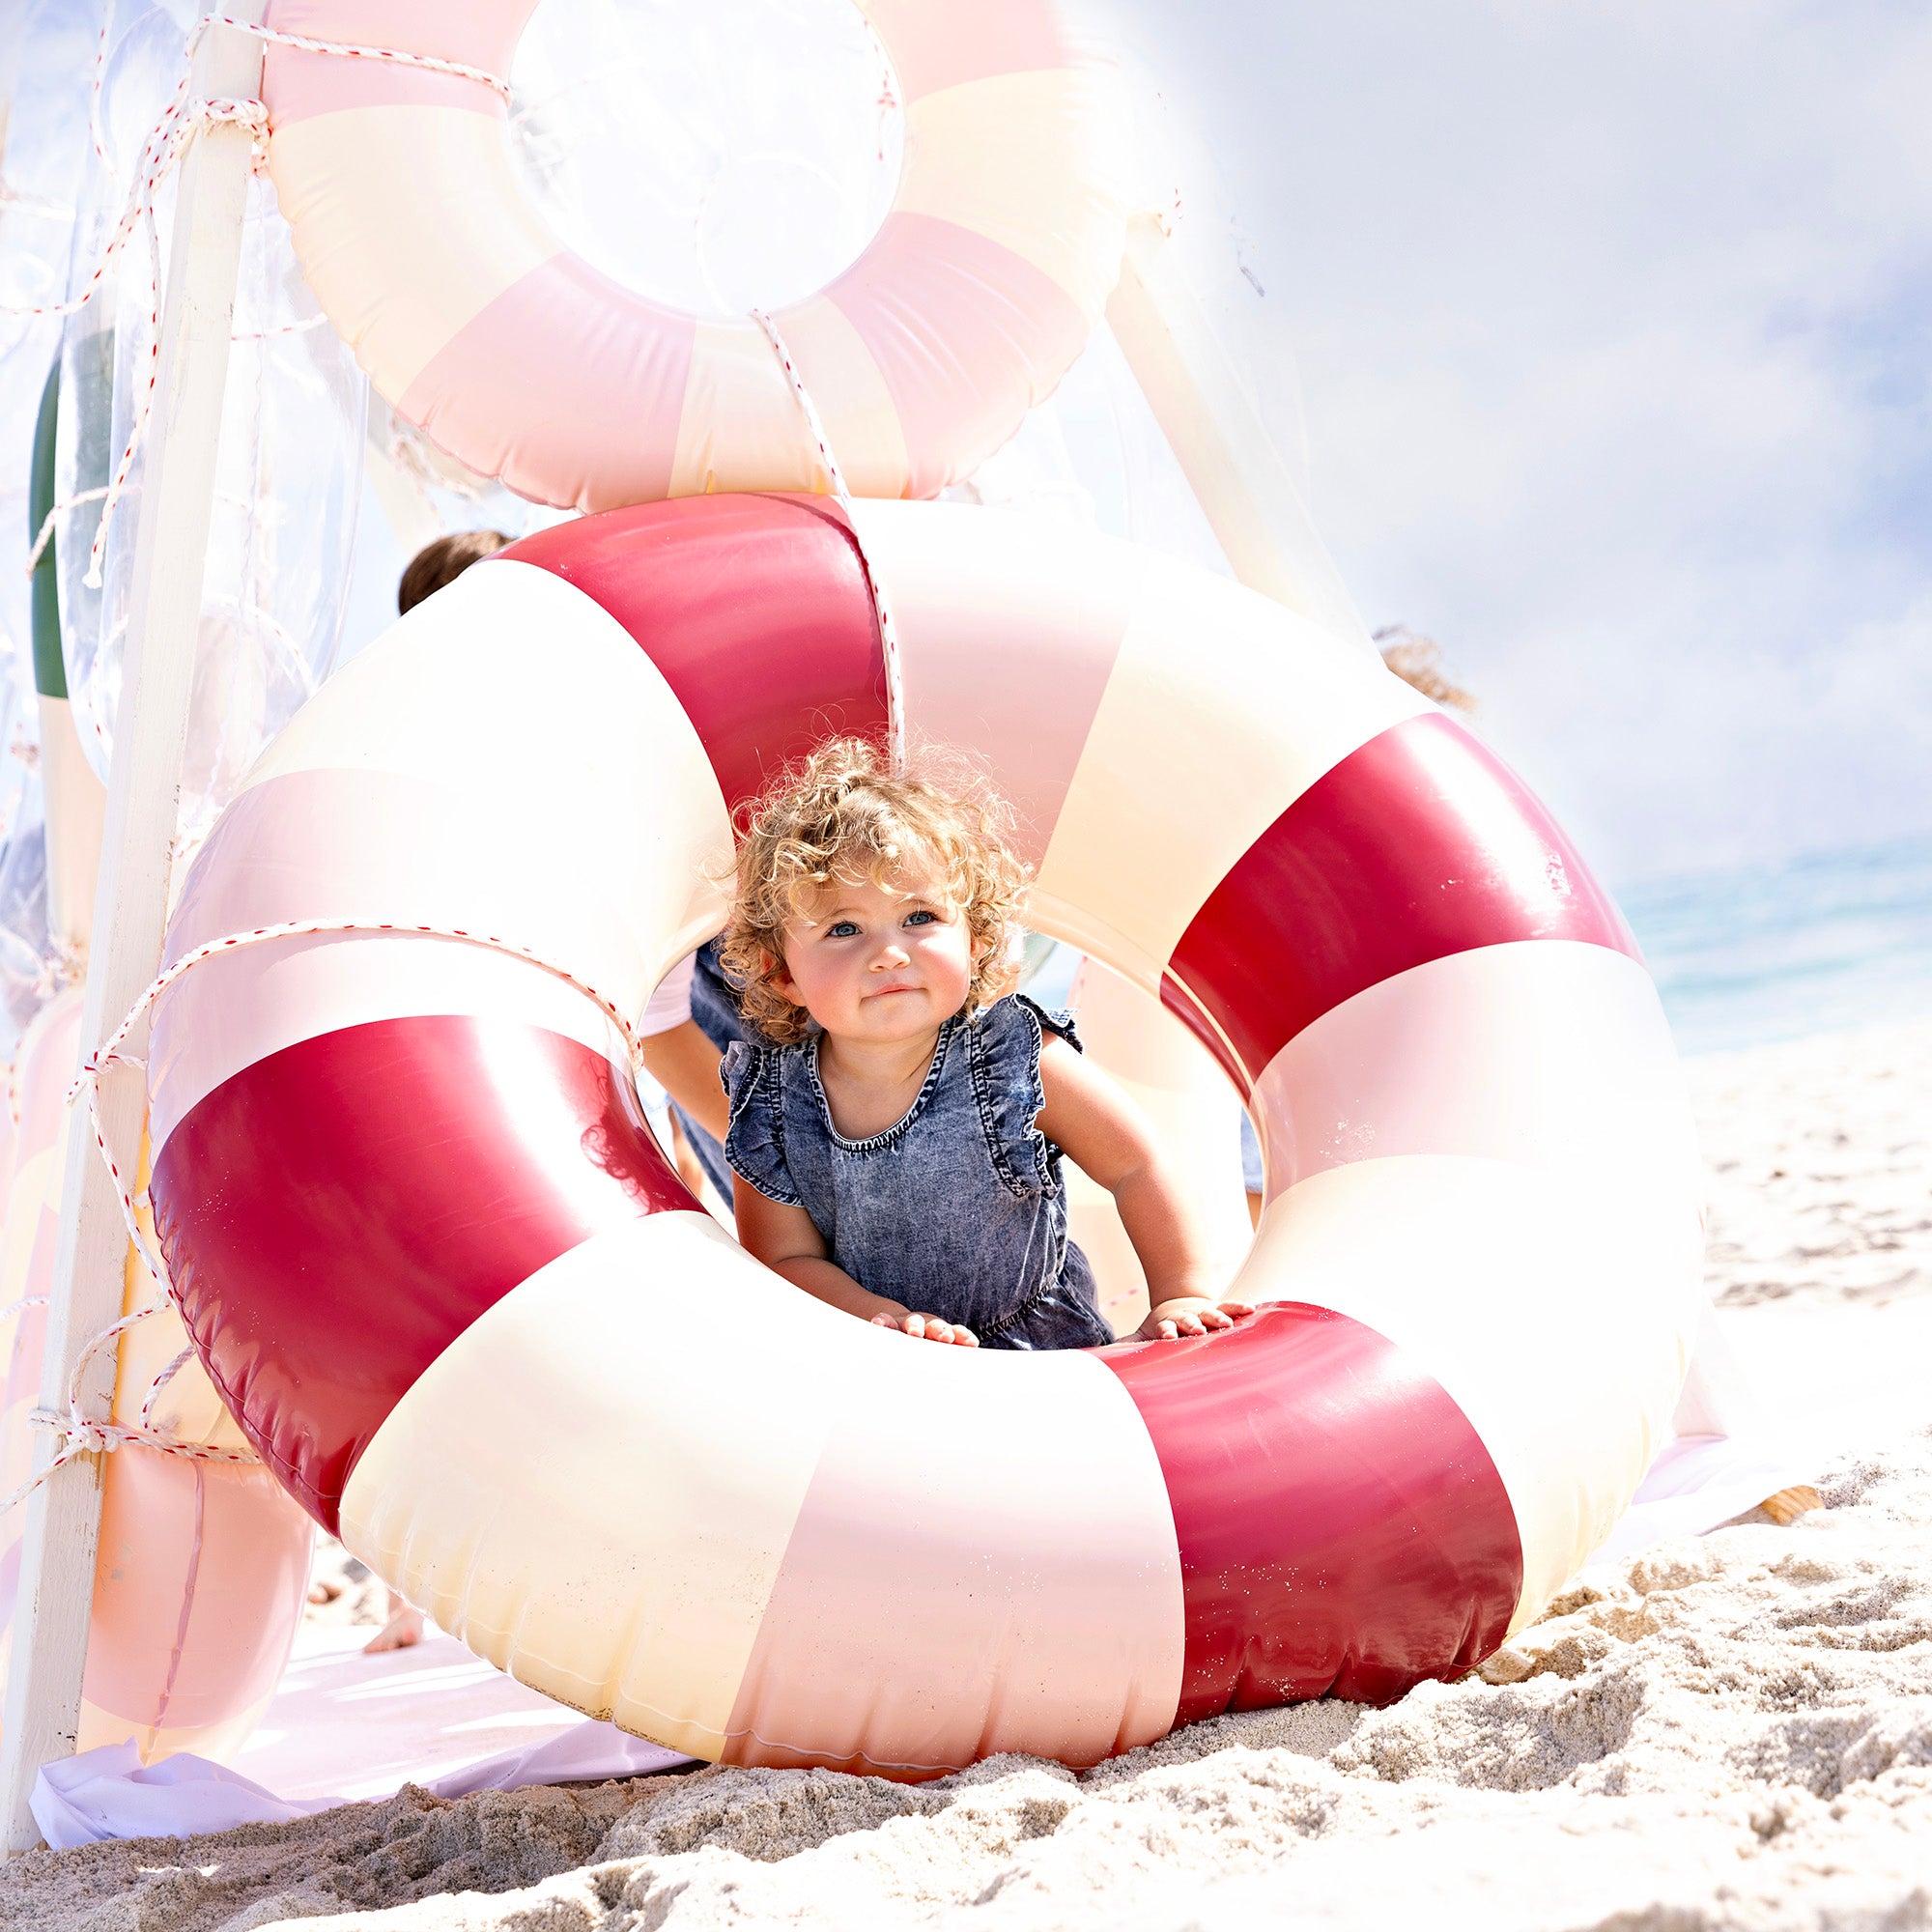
234,561 -> 735,981
775,298 -> 913,492
268,107 -> 562,400
1242,1154 -> 1702,1626
668,320 -> 838,500
1250,942 -> 1700,1197
339,1214 -> 843,1756
895,69 -> 1132,316
1036,558 -> 1434,990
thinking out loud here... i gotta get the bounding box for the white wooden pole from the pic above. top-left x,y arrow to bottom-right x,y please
0,19 -> 263,1852
1105,211 -> 1376,655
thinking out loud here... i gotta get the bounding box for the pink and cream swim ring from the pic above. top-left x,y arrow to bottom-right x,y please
261,0 -> 1132,511
147,496 -> 1704,1776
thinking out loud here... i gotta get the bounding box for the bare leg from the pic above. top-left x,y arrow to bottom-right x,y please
362,1589 -> 425,1653
668,1112 -> 711,1199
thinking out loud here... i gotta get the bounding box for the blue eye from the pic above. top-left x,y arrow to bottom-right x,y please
827,921 -> 860,939
904,909 -> 936,927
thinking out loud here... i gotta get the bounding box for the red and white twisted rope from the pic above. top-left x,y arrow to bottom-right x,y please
751,308 -> 908,777
10,909 -> 646,1521
21,14 -> 512,595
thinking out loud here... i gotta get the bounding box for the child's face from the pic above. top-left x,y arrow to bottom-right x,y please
775,863 -> 982,1047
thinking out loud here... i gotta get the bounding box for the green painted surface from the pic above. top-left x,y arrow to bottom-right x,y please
28,358 -> 65,700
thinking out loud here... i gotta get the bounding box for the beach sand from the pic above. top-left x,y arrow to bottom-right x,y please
5,1019 -> 1928,1931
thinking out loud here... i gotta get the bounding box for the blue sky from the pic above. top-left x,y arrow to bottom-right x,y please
1115,0 -> 1932,885
329,0 -> 1932,893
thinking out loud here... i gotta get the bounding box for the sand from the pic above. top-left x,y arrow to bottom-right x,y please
5,1019 -> 1928,1932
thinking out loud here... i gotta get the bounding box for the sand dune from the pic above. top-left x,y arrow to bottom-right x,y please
5,1020 -> 1927,1932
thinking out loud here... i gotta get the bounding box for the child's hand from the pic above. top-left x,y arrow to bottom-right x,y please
1138,1298 -> 1253,1342
872,1311 -> 980,1347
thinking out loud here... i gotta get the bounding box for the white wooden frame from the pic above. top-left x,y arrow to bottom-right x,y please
0,18 -> 265,1854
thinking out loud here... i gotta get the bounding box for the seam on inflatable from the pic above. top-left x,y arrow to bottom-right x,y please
1160,961 -> 1253,1095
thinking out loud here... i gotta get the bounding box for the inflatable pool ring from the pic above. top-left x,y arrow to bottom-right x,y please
147,495 -> 1704,1774
0,990 -> 313,1762
259,0 -> 1132,510
1062,957 -> 1251,1335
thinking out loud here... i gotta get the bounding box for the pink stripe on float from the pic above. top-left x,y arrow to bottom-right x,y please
1164,714 -> 1639,1089
865,0 -> 1080,101
164,770 -> 636,966
820,212 -> 1088,497
397,256 -> 696,515
153,1016 -> 688,1531
856,506 -> 1135,867
720,1351 -> 1183,1776
1251,943 -> 1686,1202
261,0 -> 527,127
1102,1304 -> 1522,1719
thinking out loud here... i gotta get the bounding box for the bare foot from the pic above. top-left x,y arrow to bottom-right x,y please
362,1597 -> 425,1653
306,1577 -> 343,1605
1759,1485 -> 1822,1525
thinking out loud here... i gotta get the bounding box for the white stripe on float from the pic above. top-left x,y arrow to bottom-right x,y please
1035,557 -> 1430,992
270,106 -> 562,400
895,67 -> 1132,319
1235,1151 -> 1703,1631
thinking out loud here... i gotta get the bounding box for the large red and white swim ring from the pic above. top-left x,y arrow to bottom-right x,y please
147,497 -> 1703,1775
261,1 -> 1131,510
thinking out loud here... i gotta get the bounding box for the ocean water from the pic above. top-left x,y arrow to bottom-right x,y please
1615,835 -> 1932,1058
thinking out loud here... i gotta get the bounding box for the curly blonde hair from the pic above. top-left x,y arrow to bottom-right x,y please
719,737 -> 1031,1047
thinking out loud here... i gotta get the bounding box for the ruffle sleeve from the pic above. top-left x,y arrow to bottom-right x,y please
968,993 -> 1084,1200
720,1039 -> 802,1207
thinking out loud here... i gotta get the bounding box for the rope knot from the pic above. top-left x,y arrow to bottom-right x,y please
66,1420 -> 120,1457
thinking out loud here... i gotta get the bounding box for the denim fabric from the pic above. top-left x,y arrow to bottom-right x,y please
669,938 -> 745,1202
1239,1110 -> 1264,1194
723,994 -> 1114,1350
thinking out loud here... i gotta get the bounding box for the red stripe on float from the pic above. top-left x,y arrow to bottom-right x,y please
1162,713 -> 1638,1086
1102,1304 -> 1522,1719
501,497 -> 885,816
151,1016 -> 685,1532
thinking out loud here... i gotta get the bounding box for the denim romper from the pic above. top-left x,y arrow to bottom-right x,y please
721,994 -> 1115,1351
670,938 -> 747,1201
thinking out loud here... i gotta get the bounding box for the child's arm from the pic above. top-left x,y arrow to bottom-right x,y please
1036,1036 -> 1252,1342
638,1019 -> 730,1140
734,1179 -> 980,1346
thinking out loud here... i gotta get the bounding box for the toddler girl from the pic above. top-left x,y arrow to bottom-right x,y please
718,738 -> 1249,1349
